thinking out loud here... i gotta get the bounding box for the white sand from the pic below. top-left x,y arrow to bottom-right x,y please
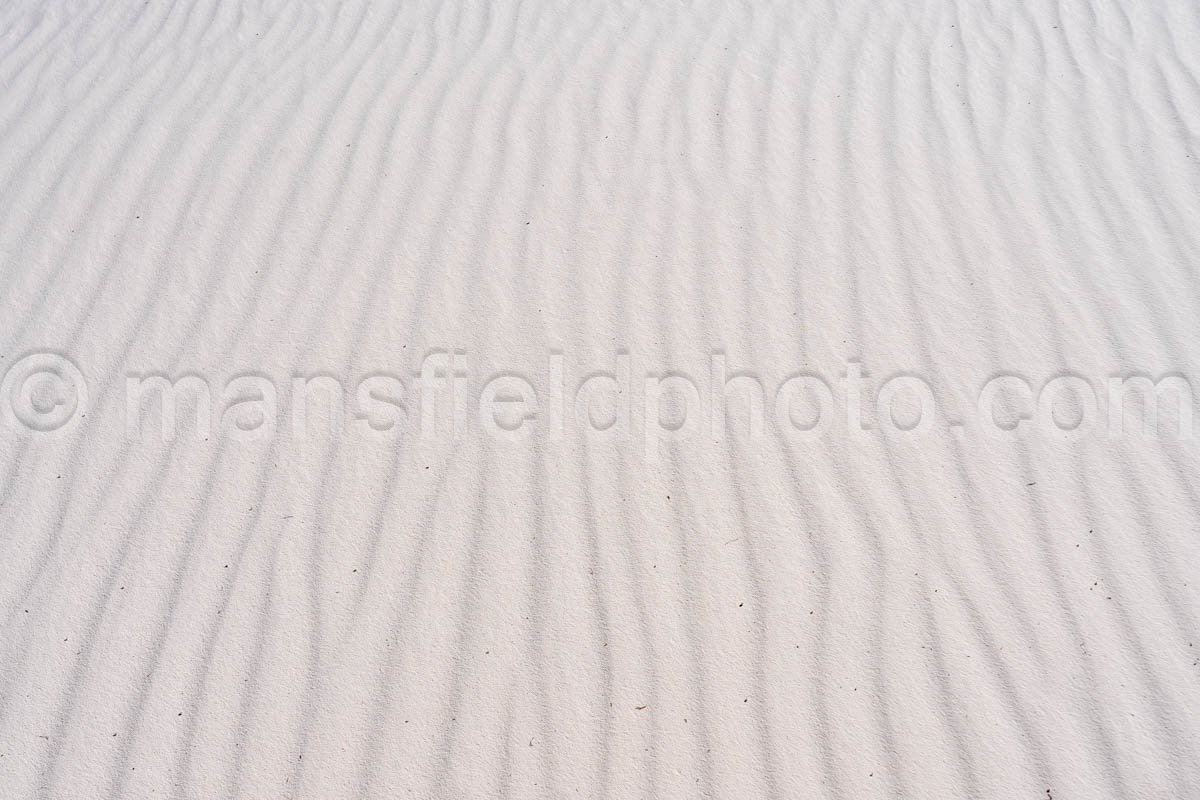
2,1 -> 1199,797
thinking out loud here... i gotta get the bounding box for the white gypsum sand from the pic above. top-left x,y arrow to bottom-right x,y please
1,1 -> 1198,797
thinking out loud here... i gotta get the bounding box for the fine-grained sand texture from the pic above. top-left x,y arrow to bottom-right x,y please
2,1 -> 1199,797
